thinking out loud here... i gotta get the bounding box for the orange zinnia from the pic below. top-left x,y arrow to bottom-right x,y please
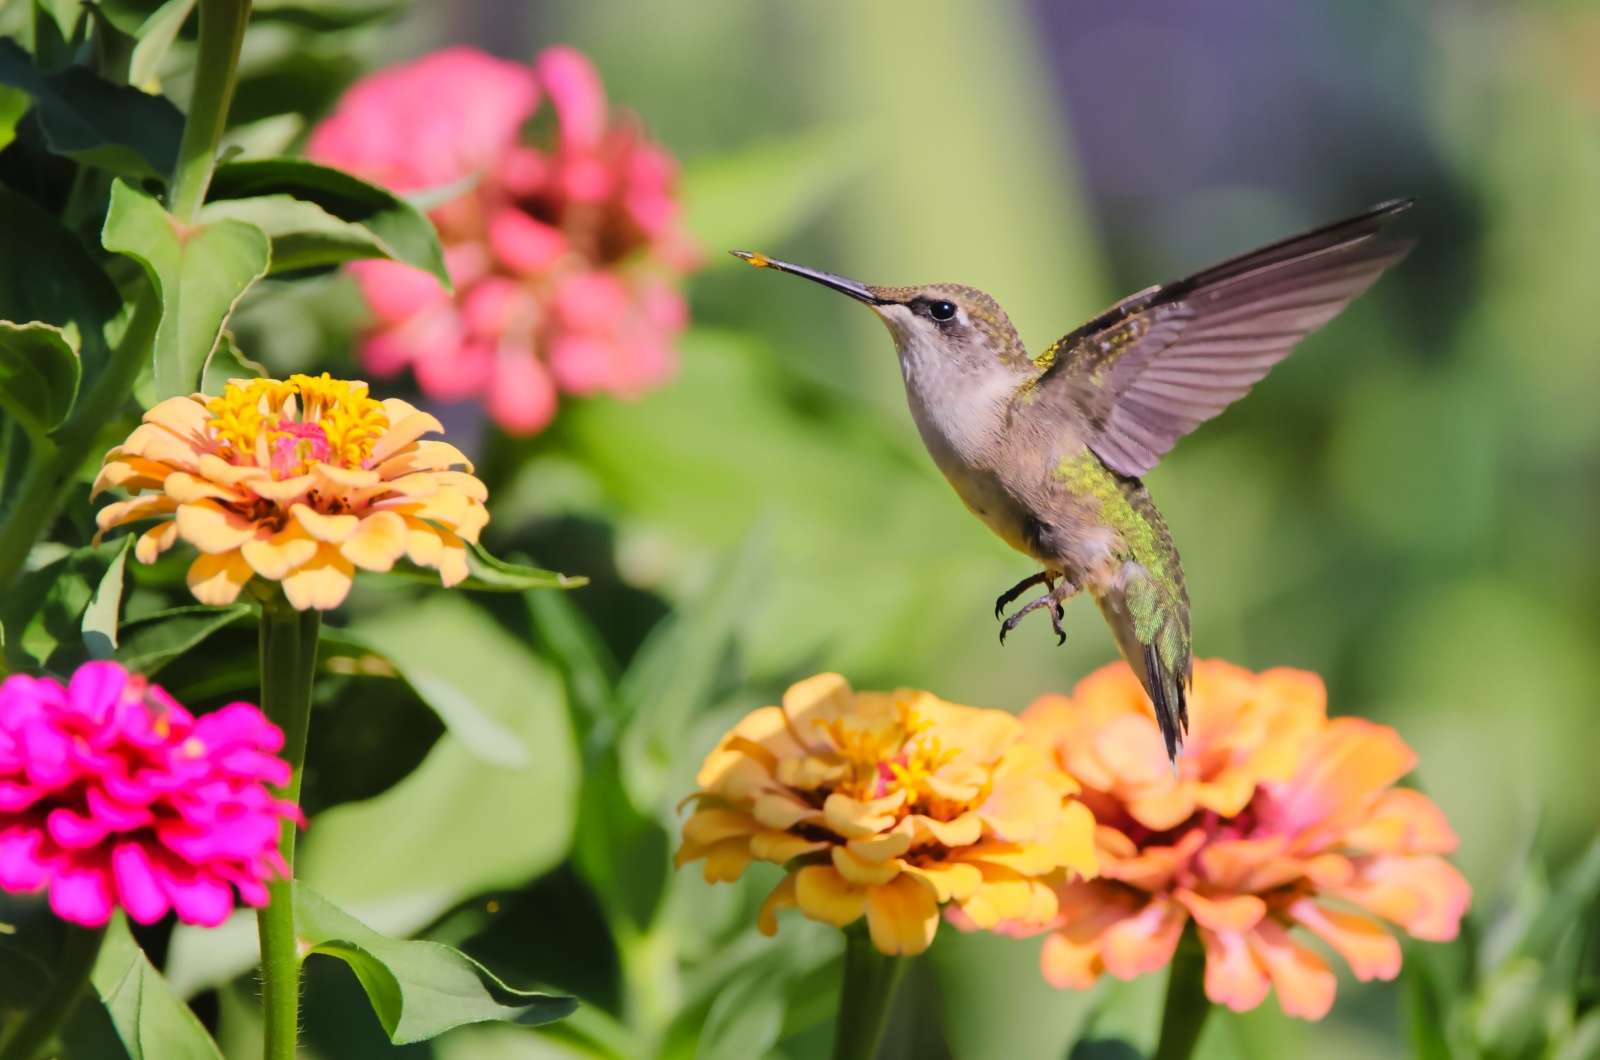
1020,660 -> 1469,1020
93,374 -> 487,610
676,673 -> 1099,956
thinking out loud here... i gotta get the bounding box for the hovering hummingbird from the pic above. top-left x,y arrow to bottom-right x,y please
733,200 -> 1413,760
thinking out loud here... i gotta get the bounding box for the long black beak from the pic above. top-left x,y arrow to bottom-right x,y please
730,251 -> 883,304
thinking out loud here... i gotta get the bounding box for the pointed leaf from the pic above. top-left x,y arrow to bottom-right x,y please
0,321 -> 80,440
382,543 -> 586,593
199,332 -> 265,396
103,181 -> 271,399
92,912 -> 225,1059
0,85 -> 30,153
0,38 -> 183,179
129,0 -> 199,90
114,603 -> 252,674
82,537 -> 131,660
207,159 -> 449,285
295,884 -> 577,1044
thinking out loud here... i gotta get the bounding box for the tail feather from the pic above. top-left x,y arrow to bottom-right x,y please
1095,576 -> 1192,761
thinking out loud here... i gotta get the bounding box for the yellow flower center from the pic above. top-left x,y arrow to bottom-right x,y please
206,374 -> 389,478
821,700 -> 961,808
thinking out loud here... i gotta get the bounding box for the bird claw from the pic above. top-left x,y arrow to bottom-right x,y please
994,572 -> 1051,620
994,573 -> 1075,647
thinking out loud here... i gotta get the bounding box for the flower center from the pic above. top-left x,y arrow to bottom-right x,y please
206,374 -> 389,478
821,701 -> 960,809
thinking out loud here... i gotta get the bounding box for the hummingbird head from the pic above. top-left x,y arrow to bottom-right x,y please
730,253 -> 1033,389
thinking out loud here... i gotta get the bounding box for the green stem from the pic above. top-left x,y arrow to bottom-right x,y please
0,922 -> 108,1060
1152,925 -> 1211,1060
168,0 -> 252,223
254,587 -> 320,1060
830,924 -> 906,1060
0,285 -> 159,597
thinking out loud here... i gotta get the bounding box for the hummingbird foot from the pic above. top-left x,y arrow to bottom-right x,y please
994,571 -> 1056,620
998,578 -> 1077,646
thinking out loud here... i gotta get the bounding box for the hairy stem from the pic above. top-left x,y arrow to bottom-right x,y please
1153,924 -> 1212,1060
168,0 -> 252,223
830,925 -> 906,1060
254,588 -> 320,1060
0,922 -> 108,1060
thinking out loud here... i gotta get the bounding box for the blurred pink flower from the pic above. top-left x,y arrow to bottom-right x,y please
0,662 -> 299,928
308,45 -> 697,435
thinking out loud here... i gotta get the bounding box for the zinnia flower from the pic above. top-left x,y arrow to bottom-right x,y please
93,373 -> 488,610
307,45 -> 697,435
676,674 -> 1099,957
0,661 -> 298,927
1019,661 -> 1470,1020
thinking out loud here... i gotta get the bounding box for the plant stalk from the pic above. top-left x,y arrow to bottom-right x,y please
168,0 -> 252,223
830,924 -> 906,1060
1152,924 -> 1212,1060
0,286 -> 159,598
0,922 -> 108,1060
254,587 -> 320,1060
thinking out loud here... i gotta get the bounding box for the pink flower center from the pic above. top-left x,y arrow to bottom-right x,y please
270,420 -> 333,477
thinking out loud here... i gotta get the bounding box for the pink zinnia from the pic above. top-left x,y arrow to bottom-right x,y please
0,662 -> 299,928
308,45 -> 698,435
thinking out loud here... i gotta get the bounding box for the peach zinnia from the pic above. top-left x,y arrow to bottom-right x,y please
676,673 -> 1099,957
93,374 -> 487,610
1020,660 -> 1469,1020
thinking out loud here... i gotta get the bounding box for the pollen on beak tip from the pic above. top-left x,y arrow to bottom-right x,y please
730,251 -> 770,268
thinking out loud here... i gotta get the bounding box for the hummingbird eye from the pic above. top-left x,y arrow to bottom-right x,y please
928,300 -> 957,322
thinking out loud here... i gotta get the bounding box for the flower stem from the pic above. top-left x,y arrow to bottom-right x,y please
168,0 -> 252,223
0,922 -> 108,1060
1153,924 -> 1211,1060
0,285 -> 160,598
830,924 -> 906,1060
254,587 -> 320,1060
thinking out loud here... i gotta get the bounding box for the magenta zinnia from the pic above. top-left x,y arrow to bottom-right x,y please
0,662 -> 299,927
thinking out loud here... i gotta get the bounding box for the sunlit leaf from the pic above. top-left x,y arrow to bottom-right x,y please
102,180 -> 271,399
0,321 -> 80,441
0,85 -> 30,153
81,537 -> 130,660
0,37 -> 183,179
295,884 -> 577,1044
206,159 -> 449,285
92,912 -> 224,1059
382,544 -> 586,593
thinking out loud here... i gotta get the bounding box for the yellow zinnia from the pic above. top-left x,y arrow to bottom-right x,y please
677,673 -> 1100,957
93,374 -> 487,610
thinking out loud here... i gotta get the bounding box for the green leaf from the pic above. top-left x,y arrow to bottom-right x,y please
128,0 -> 198,90
0,85 -> 30,153
82,537 -> 131,660
102,181 -> 271,400
318,626 -> 530,768
206,159 -> 449,285
294,884 -> 577,1044
299,594 -> 578,933
92,912 -> 225,1059
382,543 -> 586,593
199,332 -> 266,396
0,321 -> 80,441
0,37 -> 184,179
114,603 -> 252,675
249,0 -> 406,30
0,189 -> 120,365
682,127 -> 857,262
694,967 -> 788,1060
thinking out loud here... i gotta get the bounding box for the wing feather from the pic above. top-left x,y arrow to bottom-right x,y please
1029,200 -> 1413,476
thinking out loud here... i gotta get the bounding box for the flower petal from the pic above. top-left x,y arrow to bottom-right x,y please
1199,927 -> 1271,1013
340,510 -> 409,571
280,544 -> 355,611
175,500 -> 257,553
1287,898 -> 1401,982
795,865 -> 868,928
187,551 -> 255,605
758,872 -> 798,936
866,874 -> 940,956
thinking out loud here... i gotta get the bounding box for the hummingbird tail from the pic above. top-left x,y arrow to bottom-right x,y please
1095,576 -> 1193,762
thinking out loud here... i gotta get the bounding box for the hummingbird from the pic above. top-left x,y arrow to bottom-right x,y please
733,200 -> 1413,760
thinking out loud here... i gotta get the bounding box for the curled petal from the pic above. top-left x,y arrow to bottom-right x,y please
240,524 -> 318,581
1200,927 -> 1271,1013
823,790 -> 904,839
1174,889 -> 1266,934
135,522 -> 179,564
175,500 -> 256,554
280,544 -> 355,611
291,504 -> 360,543
340,511 -> 409,572
186,551 -> 254,605
1250,918 -> 1337,1020
1287,898 -> 1401,982
1329,855 -> 1471,942
832,845 -> 903,887
794,865 -> 867,928
758,872 -> 798,936
1100,896 -> 1186,980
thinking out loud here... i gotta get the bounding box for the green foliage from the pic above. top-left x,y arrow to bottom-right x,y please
0,37 -> 183,179
295,884 -> 578,1043
92,914 -> 225,1060
205,159 -> 452,283
0,321 -> 80,442
102,180 -> 271,400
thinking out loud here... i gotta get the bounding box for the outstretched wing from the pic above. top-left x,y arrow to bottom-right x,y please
1028,200 -> 1414,477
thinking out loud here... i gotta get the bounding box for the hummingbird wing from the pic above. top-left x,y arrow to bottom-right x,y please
1029,200 -> 1414,477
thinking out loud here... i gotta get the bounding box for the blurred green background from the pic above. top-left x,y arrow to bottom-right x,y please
122,0 -> 1600,1056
